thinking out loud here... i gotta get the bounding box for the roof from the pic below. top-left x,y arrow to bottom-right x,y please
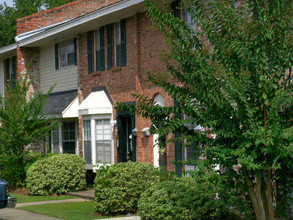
43,89 -> 78,115
0,44 -> 17,59
79,87 -> 113,115
15,0 -> 144,47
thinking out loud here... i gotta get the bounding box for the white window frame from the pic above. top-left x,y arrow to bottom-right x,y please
50,121 -> 78,155
94,29 -> 100,71
58,39 -> 75,68
182,8 -> 198,32
114,22 -> 122,67
83,114 -> 114,170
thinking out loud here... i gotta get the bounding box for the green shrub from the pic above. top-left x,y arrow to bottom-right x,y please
138,177 -> 236,220
26,154 -> 86,195
24,151 -> 53,174
94,161 -> 162,215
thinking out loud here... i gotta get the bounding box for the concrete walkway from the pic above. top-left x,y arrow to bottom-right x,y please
0,208 -> 61,220
67,189 -> 95,200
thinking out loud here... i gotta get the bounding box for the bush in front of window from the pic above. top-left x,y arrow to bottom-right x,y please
26,154 -> 86,195
24,151 -> 54,175
138,177 -> 238,220
94,161 -> 164,215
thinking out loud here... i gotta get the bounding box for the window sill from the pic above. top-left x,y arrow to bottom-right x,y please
111,67 -> 122,72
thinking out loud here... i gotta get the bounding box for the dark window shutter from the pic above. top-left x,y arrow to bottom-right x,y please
11,56 -> 16,87
107,24 -> 113,69
55,44 -> 59,70
87,31 -> 93,74
121,19 -> 127,67
100,27 -> 105,71
172,0 -> 180,18
74,38 -> 77,66
5,58 -> 10,86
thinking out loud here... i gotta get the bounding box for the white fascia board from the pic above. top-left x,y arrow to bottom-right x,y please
0,44 -> 17,56
62,96 -> 79,118
17,0 -> 144,47
15,20 -> 69,42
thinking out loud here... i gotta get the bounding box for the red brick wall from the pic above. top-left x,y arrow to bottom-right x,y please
17,47 -> 40,94
16,0 -> 122,35
77,12 -> 178,171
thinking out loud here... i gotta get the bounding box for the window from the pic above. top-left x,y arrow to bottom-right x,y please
96,119 -> 111,163
115,19 -> 127,67
55,39 -> 77,70
62,122 -> 76,154
182,8 -> 198,32
4,56 -> 16,88
95,27 -> 105,71
83,116 -> 112,165
50,121 -> 77,154
51,127 -> 60,153
107,24 -> 113,69
83,120 -> 92,164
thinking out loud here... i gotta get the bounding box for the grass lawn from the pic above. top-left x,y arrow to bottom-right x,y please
11,193 -> 77,203
19,201 -> 119,220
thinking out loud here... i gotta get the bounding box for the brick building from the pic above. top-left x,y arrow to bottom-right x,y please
0,0 -> 194,175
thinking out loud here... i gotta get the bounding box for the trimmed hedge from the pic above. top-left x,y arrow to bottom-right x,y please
138,177 -> 234,220
94,161 -> 161,215
26,154 -> 86,195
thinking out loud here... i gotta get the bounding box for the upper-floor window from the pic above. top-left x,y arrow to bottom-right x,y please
4,56 -> 16,88
55,38 -> 77,70
95,27 -> 105,71
87,19 -> 127,74
115,19 -> 127,67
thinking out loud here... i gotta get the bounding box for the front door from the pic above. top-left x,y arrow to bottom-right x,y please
117,115 -> 136,162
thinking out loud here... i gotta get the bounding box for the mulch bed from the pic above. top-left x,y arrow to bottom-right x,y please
11,187 -> 29,195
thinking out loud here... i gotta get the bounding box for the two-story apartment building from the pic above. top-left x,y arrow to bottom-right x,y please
0,0 -> 196,175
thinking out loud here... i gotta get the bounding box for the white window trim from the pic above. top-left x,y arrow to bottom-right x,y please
58,39 -> 75,69
51,121 -> 78,155
94,29 -> 100,71
114,22 -> 121,67
83,114 -> 114,170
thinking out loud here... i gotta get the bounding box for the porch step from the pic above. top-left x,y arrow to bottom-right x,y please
67,189 -> 95,200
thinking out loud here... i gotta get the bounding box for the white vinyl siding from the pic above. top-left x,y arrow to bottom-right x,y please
0,60 -> 4,96
39,44 -> 78,93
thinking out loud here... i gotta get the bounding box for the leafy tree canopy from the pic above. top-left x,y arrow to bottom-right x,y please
0,0 -> 75,47
119,0 -> 293,219
0,74 -> 59,188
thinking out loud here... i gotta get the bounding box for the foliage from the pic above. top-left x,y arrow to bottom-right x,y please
94,161 -> 163,215
0,0 -> 75,47
0,74 -> 58,188
138,177 -> 237,220
119,0 -> 293,219
26,154 -> 86,195
24,151 -> 53,174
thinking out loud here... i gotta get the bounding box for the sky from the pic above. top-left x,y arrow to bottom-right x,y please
0,0 -> 14,7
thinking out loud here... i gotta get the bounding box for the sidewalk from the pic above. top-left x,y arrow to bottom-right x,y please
0,208 -> 61,220
66,189 -> 95,200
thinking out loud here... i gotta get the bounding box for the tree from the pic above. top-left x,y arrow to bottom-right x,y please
0,74 -> 59,188
0,0 -> 75,47
122,0 -> 293,219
